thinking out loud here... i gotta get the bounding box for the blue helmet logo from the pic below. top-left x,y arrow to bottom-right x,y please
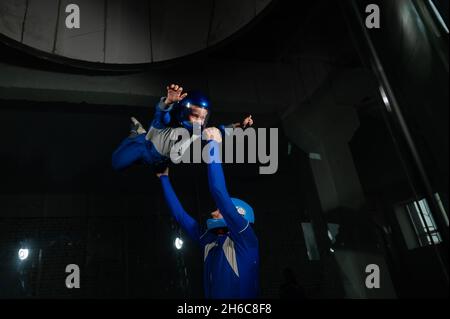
206,198 -> 254,230
231,198 -> 255,223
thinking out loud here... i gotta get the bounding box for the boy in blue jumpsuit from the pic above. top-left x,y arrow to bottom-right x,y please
112,84 -> 253,172
157,128 -> 259,299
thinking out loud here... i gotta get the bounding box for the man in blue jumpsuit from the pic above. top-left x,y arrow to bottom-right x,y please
157,128 -> 259,299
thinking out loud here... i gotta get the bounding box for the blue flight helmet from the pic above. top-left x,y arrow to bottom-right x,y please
206,198 -> 255,230
175,90 -> 211,130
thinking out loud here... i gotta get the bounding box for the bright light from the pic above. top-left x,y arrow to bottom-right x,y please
328,230 -> 333,241
428,0 -> 449,34
175,237 -> 184,250
379,86 -> 392,112
18,248 -> 29,261
329,248 -> 335,253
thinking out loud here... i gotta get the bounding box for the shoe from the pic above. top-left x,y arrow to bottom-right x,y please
129,117 -> 147,137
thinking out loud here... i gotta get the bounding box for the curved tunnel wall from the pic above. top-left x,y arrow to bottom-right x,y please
0,0 -> 271,65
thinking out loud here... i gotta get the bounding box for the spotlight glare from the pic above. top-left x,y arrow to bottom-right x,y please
379,86 -> 392,112
18,248 -> 29,261
175,237 -> 184,250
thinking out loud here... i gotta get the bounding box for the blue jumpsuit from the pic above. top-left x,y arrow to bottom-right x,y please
112,98 -> 232,172
159,142 -> 259,299
112,98 -> 183,171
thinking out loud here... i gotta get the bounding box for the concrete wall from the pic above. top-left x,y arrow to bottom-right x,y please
282,67 -> 376,213
0,58 -> 304,116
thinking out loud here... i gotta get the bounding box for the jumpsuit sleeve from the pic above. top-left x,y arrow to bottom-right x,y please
150,97 -> 175,129
206,141 -> 257,244
160,176 -> 202,244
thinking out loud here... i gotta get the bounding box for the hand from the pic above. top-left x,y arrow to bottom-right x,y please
241,115 -> 253,129
233,115 -> 254,129
203,127 -> 222,143
165,84 -> 188,105
156,166 -> 169,178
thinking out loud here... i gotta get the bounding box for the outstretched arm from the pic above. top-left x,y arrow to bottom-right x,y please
150,84 -> 188,129
218,115 -> 254,137
158,168 -> 202,244
203,129 -> 249,235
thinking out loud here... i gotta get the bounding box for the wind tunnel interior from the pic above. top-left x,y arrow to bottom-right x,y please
0,0 -> 448,299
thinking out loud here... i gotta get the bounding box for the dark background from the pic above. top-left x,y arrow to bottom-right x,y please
0,0 -> 448,299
